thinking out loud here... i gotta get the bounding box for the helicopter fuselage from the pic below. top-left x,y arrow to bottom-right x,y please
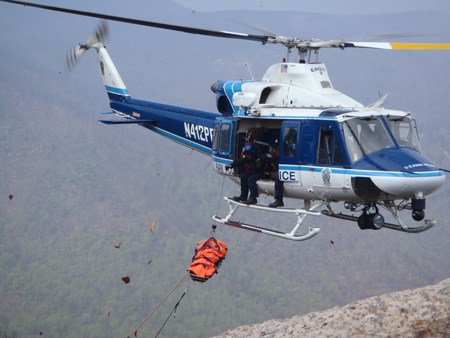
95,45 -> 444,227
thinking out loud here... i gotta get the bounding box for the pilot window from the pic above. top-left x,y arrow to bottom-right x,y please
219,123 -> 231,153
316,126 -> 344,165
387,117 -> 422,153
282,127 -> 297,157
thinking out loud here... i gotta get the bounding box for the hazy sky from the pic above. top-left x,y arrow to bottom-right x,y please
174,0 -> 450,14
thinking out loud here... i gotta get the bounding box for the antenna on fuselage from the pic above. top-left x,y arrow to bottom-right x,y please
244,62 -> 254,81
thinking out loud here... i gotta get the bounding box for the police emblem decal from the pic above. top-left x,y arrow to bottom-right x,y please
321,168 -> 331,186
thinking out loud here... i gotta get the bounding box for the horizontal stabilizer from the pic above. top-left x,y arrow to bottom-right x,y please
99,119 -> 156,125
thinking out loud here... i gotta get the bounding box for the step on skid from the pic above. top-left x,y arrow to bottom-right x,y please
212,197 -> 323,241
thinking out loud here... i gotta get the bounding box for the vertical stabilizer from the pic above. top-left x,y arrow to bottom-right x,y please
95,44 -> 130,101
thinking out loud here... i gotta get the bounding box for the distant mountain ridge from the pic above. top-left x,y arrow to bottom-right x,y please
212,278 -> 450,337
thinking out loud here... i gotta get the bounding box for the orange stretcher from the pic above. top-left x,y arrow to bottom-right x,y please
187,237 -> 228,282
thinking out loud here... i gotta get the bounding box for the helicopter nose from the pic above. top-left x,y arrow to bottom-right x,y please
372,171 -> 445,197
352,148 -> 446,199
352,171 -> 445,201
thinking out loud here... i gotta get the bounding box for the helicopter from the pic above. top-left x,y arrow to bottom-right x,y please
2,0 -> 448,241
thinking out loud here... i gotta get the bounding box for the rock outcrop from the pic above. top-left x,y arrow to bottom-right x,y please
212,278 -> 450,338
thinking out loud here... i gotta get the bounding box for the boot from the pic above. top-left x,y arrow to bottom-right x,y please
242,197 -> 257,205
232,195 -> 246,202
269,199 -> 284,208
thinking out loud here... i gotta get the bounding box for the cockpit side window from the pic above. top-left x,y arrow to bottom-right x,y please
387,117 -> 422,153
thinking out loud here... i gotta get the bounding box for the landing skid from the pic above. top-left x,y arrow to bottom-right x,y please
322,210 -> 436,233
212,197 -> 322,241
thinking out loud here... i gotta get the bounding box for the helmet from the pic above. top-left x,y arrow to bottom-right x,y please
243,143 -> 256,156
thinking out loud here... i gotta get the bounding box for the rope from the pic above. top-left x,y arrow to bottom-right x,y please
154,288 -> 188,338
128,272 -> 190,338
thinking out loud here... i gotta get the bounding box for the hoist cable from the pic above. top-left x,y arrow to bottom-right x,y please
215,175 -> 226,216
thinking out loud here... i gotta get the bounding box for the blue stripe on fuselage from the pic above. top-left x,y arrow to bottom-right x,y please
105,86 -> 129,95
278,165 -> 444,178
105,86 -> 130,102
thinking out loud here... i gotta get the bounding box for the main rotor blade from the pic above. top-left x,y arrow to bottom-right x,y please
0,0 -> 271,44
343,42 -> 450,50
3,0 -> 450,52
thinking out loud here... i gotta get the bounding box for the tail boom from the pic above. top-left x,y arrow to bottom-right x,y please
95,44 -> 218,155
96,44 -> 130,102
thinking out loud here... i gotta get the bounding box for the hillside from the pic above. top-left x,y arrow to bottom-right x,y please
213,278 -> 450,337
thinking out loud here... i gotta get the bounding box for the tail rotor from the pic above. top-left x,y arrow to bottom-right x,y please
65,20 -> 109,72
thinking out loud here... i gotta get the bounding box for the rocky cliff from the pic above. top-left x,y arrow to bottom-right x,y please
212,278 -> 450,338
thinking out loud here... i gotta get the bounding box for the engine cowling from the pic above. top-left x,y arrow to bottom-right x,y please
210,80 -> 234,115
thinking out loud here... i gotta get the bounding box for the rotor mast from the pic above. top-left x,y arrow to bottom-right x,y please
284,46 -> 322,64
273,37 -> 346,63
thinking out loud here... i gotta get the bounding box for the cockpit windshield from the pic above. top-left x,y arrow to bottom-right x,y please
386,116 -> 422,153
343,117 -> 394,162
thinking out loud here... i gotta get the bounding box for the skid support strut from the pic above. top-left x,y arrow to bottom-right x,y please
212,198 -> 322,241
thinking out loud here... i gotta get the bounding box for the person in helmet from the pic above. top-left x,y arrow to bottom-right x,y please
226,143 -> 266,204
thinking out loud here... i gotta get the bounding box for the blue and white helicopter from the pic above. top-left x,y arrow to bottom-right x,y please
3,0 -> 449,241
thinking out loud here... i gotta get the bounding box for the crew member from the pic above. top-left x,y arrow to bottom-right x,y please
226,143 -> 267,205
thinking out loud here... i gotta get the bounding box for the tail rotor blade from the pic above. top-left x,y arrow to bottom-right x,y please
65,20 -> 109,72
87,20 -> 109,46
65,44 -> 87,72
65,46 -> 77,72
96,20 -> 109,42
